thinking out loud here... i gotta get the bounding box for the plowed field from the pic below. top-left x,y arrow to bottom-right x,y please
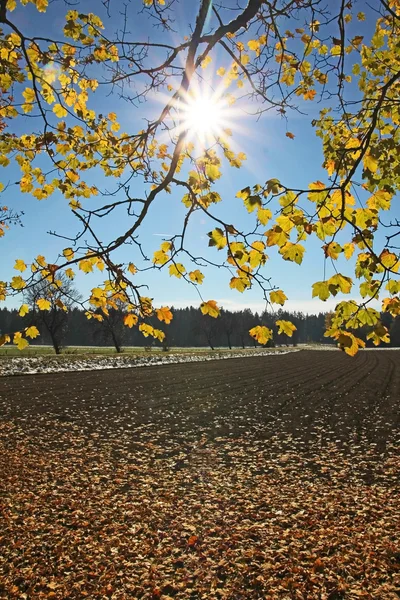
1,350 -> 400,599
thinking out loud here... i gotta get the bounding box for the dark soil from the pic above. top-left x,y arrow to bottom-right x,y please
1,350 -> 399,599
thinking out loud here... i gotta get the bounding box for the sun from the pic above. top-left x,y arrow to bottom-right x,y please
178,88 -> 229,145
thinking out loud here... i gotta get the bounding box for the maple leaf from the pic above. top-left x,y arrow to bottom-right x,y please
200,300 -> 220,318
249,325 -> 272,345
53,103 -> 68,118
335,330 -> 365,356
208,228 -> 227,250
11,276 -> 26,290
14,259 -> 27,272
328,273 -> 353,295
230,276 -> 249,293
276,320 -> 297,337
257,207 -> 272,225
169,263 -> 186,278
124,313 -> 138,328
312,281 -> 330,301
13,331 -> 29,350
153,250 -> 169,266
25,325 -> 40,339
363,153 -> 378,173
0,334 -> 11,346
189,270 -> 204,284
156,306 -> 173,324
78,259 -> 94,274
19,304 -> 29,317
128,262 -> 137,275
286,131 -> 295,139
279,242 -> 305,264
37,298 -> 51,311
303,89 -> 316,100
63,247 -> 74,261
323,241 -> 342,260
270,290 -> 287,305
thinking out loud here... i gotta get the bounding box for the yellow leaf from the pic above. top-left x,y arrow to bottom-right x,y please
0,334 -> 11,346
276,320 -> 297,337
6,0 -> 16,11
386,279 -> 400,295
96,258 -> 104,272
37,298 -> 51,311
328,273 -> 353,295
11,276 -> 26,290
230,277 -> 249,293
124,313 -> 138,328
363,154 -> 378,173
208,228 -> 227,250
79,259 -> 93,273
156,306 -> 173,324
312,281 -> 330,301
343,243 -> 355,259
13,332 -> 29,351
217,67 -> 225,77
335,331 -> 365,356
270,290 -> 287,305
66,170 -> 79,183
265,226 -> 288,248
53,103 -> 67,118
22,88 -> 35,104
325,159 -> 335,176
366,190 -> 392,211
128,262 -> 137,275
248,39 -> 260,52
169,263 -> 186,278
249,325 -> 272,345
161,241 -> 172,252
138,321 -> 156,339
35,0 -> 49,12
189,270 -> 204,284
279,242 -> 305,264
201,55 -> 212,69
63,247 -> 74,261
205,163 -> 221,182
36,255 -> 47,268
303,89 -> 316,101
308,180 -> 327,203
257,208 -> 272,225
19,304 -> 30,317
200,300 -> 220,318
69,199 -> 81,210
380,250 -> 399,272
65,268 -> 75,279
14,259 -> 27,272
153,250 -> 169,266
323,241 -> 342,260
367,324 -> 390,346
243,195 -> 261,213
25,326 -> 40,339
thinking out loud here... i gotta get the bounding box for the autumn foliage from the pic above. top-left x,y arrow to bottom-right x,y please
0,0 -> 399,354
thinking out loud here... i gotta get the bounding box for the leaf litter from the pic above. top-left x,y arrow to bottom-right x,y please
0,350 -> 399,599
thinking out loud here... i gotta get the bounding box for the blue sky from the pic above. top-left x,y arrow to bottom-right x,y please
0,0 -> 387,314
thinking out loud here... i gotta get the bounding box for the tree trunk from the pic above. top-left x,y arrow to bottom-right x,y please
51,334 -> 61,354
226,332 -> 232,349
111,330 -> 122,353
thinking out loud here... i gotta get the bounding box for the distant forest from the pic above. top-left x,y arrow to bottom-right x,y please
1,306 -> 400,353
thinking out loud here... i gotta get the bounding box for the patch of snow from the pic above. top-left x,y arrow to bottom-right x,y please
0,349 -> 299,377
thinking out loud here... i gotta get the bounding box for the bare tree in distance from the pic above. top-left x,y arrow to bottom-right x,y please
24,274 -> 82,354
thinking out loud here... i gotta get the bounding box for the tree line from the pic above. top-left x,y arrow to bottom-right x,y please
1,303 -> 399,354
